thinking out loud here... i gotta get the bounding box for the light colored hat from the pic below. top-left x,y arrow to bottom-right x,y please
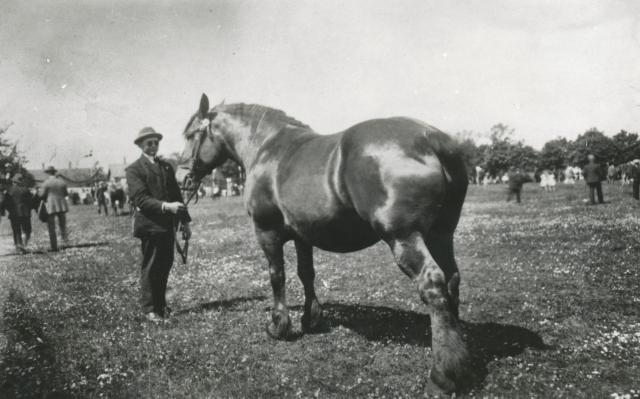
632,159 -> 640,164
134,127 -> 163,145
44,166 -> 57,175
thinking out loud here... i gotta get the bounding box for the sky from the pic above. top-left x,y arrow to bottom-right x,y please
1,0 -> 639,171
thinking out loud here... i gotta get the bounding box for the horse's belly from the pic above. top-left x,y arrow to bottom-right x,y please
287,210 -> 380,252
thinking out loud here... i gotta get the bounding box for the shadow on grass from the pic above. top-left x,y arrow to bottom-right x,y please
316,302 -> 551,391
176,295 -> 268,315
0,242 -> 110,256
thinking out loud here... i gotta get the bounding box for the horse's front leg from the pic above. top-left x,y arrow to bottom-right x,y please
294,239 -> 323,332
256,228 -> 290,339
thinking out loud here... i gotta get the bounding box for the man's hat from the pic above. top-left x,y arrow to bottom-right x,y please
632,159 -> 640,165
134,127 -> 163,145
11,173 -> 23,183
44,166 -> 57,175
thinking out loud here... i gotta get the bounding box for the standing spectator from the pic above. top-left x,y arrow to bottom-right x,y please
39,166 -> 69,251
0,174 -> 34,251
631,159 -> 640,201
582,154 -> 605,205
474,165 -> 483,185
506,168 -> 533,204
607,163 -> 617,184
126,127 -> 191,323
96,182 -> 109,215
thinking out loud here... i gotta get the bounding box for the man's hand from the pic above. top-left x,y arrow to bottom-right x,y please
163,201 -> 186,215
181,222 -> 192,240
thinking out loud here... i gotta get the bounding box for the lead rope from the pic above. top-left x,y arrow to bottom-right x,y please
175,175 -> 202,265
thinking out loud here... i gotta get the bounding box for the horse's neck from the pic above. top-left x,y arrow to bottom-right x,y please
224,116 -> 312,170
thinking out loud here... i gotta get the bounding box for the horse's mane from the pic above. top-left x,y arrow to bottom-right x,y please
223,103 -> 310,132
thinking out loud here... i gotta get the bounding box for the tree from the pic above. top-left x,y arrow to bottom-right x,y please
611,130 -> 640,164
0,122 -> 33,187
539,137 -> 570,170
453,131 -> 482,179
568,128 -> 617,166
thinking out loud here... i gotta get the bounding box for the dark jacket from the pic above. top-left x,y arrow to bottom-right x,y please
508,172 -> 532,191
583,162 -> 604,184
0,185 -> 34,219
125,156 -> 191,238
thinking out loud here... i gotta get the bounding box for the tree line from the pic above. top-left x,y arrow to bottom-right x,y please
456,124 -> 640,179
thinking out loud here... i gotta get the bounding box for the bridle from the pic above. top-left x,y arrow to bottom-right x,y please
176,119 -> 212,264
181,120 -> 212,205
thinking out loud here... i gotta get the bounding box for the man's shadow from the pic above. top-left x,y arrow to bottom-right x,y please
296,302 -> 551,391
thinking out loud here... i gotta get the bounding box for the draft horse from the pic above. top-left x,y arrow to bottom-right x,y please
181,94 -> 472,392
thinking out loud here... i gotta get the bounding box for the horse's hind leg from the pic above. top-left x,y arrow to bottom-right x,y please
388,232 -> 471,393
423,232 -> 461,319
294,240 -> 323,332
256,228 -> 291,339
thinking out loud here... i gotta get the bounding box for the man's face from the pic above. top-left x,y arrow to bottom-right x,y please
138,138 -> 160,157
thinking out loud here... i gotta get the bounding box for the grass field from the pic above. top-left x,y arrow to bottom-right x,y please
0,182 -> 639,398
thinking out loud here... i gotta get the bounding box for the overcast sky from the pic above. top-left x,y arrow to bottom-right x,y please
1,0 -> 639,170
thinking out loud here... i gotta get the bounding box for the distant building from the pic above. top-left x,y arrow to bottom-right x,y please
108,163 -> 127,181
28,167 -> 104,190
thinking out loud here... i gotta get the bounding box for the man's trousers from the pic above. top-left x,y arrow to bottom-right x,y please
139,232 -> 175,315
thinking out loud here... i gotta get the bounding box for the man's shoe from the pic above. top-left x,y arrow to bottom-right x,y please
145,312 -> 164,324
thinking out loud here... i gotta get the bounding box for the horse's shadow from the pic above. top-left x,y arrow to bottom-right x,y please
294,301 -> 551,389
175,295 -> 268,315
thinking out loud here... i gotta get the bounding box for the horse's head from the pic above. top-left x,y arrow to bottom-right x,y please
180,93 -> 234,182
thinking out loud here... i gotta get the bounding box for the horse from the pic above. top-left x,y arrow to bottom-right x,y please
180,94 -> 472,392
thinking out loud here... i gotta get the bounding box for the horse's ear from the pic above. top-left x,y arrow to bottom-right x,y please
199,93 -> 210,117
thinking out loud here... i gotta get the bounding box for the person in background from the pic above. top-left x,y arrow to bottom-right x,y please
631,159 -> 640,201
39,166 -> 69,251
0,174 -> 34,251
607,163 -> 617,184
582,154 -> 605,205
126,127 -> 191,323
96,182 -> 109,215
506,168 -> 533,204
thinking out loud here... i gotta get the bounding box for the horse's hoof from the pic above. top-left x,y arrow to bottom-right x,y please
429,361 -> 474,394
301,312 -> 325,333
429,367 -> 458,394
265,319 -> 290,340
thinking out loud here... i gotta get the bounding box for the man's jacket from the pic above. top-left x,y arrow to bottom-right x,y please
0,185 -> 34,219
126,156 -> 191,238
39,176 -> 69,214
508,172 -> 532,190
583,162 -> 604,184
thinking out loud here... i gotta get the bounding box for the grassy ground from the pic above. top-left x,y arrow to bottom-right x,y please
0,182 -> 638,398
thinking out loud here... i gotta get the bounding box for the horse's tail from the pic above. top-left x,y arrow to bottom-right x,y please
425,129 -> 468,233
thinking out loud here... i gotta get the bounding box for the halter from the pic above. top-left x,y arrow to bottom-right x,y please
181,121 -> 211,205
176,121 -> 211,264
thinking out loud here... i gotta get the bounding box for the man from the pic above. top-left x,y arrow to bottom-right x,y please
39,166 -> 69,251
126,127 -> 191,323
96,182 -> 109,215
631,159 -> 640,201
506,168 -> 533,204
0,174 -> 34,251
582,154 -> 605,205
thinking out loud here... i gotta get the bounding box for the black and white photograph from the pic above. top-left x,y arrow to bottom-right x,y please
1,1 -> 639,397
